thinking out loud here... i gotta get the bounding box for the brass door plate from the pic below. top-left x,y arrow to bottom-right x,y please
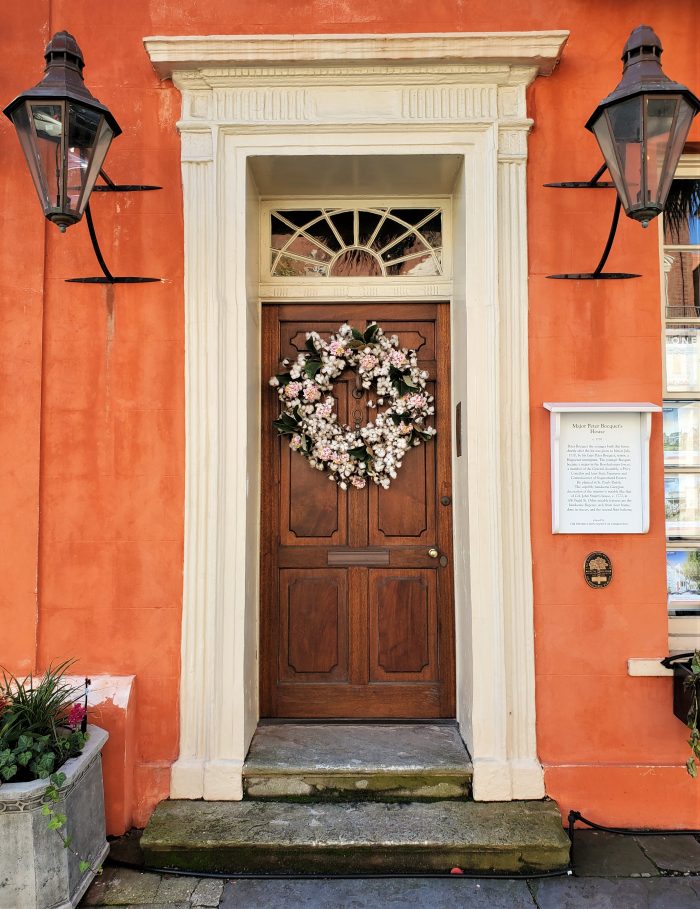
584,551 -> 613,588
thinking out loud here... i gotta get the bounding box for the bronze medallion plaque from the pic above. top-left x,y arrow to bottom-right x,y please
584,552 -> 613,588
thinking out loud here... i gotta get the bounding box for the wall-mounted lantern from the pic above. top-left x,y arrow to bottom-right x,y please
3,31 -> 120,233
548,25 -> 700,280
3,31 -> 159,283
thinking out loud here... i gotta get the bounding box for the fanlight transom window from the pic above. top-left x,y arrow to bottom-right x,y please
269,207 -> 443,278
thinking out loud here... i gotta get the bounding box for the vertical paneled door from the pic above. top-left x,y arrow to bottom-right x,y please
261,303 -> 455,718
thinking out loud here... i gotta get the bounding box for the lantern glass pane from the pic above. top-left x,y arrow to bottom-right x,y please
10,102 -> 51,209
591,108 -> 632,211
656,99 -> 696,208
29,102 -> 64,210
645,96 -> 678,204
65,103 -> 102,213
608,96 -> 643,209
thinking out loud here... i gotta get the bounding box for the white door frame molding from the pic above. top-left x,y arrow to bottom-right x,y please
145,31 -> 568,802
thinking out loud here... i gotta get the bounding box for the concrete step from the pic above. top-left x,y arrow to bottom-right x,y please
141,798 -> 570,875
242,723 -> 473,800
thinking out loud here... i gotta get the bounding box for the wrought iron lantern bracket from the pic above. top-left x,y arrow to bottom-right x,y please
66,170 -> 162,284
545,164 -> 641,280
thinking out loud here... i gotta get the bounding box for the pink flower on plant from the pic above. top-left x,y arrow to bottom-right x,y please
67,703 -> 87,729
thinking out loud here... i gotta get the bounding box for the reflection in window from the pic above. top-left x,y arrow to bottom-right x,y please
269,207 -> 443,278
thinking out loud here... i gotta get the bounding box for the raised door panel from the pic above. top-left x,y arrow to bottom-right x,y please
368,377 -> 436,545
369,570 -> 437,682
278,570 -> 348,682
279,380 -> 349,546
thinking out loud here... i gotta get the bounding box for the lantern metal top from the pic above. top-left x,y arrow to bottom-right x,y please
585,24 -> 700,129
2,31 -> 121,137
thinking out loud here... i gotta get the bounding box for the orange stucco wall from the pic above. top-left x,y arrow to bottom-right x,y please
1,1 -> 699,831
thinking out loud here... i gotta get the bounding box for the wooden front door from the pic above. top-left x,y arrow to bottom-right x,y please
261,302 -> 455,718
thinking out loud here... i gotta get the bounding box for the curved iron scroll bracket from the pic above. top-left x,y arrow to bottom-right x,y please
66,170 -> 162,284
545,163 -> 641,280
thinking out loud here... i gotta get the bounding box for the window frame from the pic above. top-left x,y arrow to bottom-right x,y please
660,153 -> 700,649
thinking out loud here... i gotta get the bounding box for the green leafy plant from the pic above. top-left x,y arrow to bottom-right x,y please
684,650 -> 700,779
0,660 -> 87,783
42,772 -> 95,874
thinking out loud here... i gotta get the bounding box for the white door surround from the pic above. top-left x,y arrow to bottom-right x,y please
145,31 -> 569,802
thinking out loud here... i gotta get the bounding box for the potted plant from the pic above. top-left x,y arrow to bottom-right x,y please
661,650 -> 700,778
0,661 -> 109,909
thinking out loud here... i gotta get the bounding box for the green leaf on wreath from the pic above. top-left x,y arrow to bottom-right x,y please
273,416 -> 299,435
305,337 -> 318,354
275,373 -> 293,387
363,323 -> 379,343
348,446 -> 369,461
351,327 -> 364,341
304,359 -> 323,379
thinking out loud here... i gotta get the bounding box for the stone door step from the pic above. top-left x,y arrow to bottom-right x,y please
243,723 -> 473,800
141,799 -> 570,875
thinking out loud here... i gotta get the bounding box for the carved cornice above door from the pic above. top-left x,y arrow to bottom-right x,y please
144,32 -> 568,132
145,32 -> 568,79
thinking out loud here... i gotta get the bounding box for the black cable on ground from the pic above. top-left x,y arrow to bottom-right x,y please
105,855 -> 573,881
568,809 -> 700,841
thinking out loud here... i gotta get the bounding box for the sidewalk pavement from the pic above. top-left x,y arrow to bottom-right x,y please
80,829 -> 700,908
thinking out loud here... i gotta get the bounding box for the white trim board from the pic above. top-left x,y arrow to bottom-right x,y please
145,31 -> 569,804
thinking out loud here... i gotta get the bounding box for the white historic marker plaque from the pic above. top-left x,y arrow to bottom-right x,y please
544,403 -> 661,534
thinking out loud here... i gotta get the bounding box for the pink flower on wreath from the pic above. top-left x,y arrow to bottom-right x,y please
359,354 -> 378,370
290,434 -> 303,450
350,476 -> 366,489
405,393 -> 427,411
328,341 -> 346,356
316,401 -> 333,418
389,349 -> 408,367
67,704 -> 87,729
284,381 -> 303,399
303,384 -> 321,402
318,445 -> 333,461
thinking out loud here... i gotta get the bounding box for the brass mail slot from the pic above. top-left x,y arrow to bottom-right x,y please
327,548 -> 390,567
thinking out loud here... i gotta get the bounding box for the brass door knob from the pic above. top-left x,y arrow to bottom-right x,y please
428,547 -> 439,559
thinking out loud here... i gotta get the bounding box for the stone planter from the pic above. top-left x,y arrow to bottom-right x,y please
673,661 -> 697,726
0,726 -> 109,909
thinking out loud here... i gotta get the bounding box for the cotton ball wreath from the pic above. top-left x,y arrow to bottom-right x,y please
270,322 -> 436,490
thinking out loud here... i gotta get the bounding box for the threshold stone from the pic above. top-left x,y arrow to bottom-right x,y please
243,723 -> 472,800
141,798 -> 570,874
